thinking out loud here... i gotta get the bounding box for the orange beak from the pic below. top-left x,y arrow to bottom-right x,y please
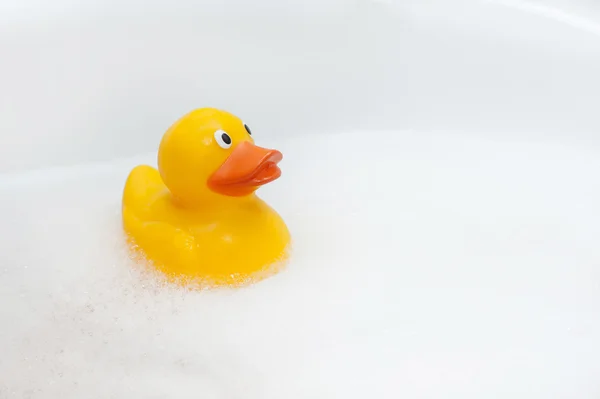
207,141 -> 283,197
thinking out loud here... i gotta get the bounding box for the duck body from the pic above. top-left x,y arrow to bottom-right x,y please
122,108 -> 291,287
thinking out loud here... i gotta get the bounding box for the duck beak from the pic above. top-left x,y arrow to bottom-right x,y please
207,141 -> 283,196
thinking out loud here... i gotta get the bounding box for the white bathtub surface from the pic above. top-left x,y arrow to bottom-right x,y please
1,129 -> 599,398
2,0 -> 600,173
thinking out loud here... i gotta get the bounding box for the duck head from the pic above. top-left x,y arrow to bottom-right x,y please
158,108 -> 282,205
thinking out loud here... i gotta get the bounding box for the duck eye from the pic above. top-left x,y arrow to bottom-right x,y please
244,123 -> 252,136
214,129 -> 232,149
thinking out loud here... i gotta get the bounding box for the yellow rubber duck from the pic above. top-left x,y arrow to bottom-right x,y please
122,108 -> 291,288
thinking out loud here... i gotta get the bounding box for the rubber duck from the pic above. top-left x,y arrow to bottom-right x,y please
122,108 -> 291,287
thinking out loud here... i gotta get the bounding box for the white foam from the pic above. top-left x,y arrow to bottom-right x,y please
1,130 -> 599,398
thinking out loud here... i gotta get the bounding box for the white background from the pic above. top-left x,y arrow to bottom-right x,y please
1,1 -> 599,398
1,0 -> 600,172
